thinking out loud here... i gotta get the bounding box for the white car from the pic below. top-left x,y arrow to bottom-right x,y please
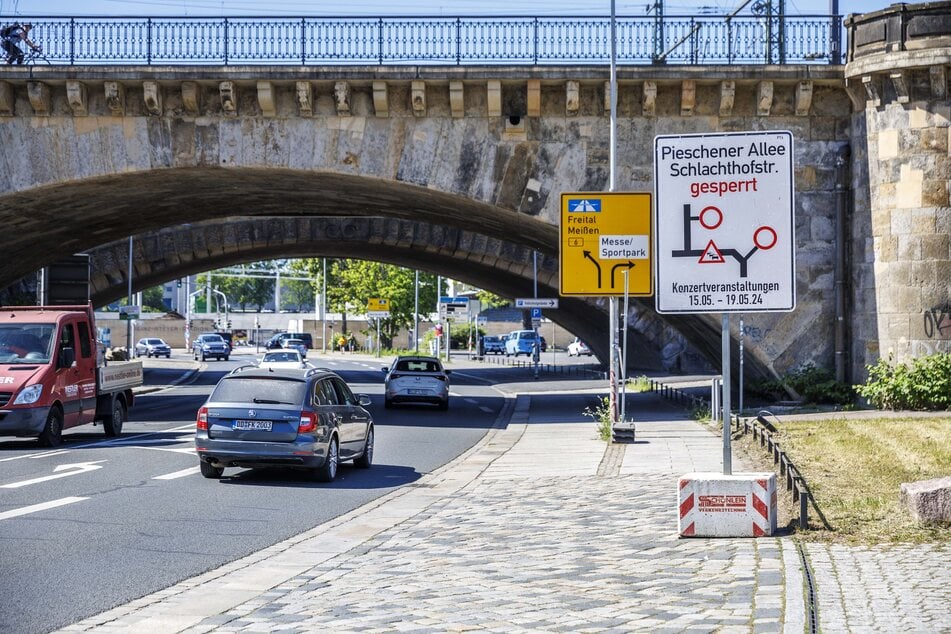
381,355 -> 451,410
567,338 -> 593,357
258,350 -> 308,370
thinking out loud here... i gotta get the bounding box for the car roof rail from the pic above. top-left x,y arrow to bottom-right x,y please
229,364 -> 258,375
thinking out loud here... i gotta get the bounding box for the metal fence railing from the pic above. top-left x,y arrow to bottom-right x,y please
0,15 -> 843,66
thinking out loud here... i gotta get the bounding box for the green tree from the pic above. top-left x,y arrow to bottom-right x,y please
142,285 -> 166,312
298,259 -> 440,348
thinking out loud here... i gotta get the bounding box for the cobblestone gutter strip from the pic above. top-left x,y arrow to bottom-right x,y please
58,395 -> 522,633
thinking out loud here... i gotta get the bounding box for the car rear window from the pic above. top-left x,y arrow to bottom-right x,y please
211,377 -> 306,405
395,359 -> 442,373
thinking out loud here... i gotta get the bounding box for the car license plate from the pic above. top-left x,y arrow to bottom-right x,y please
233,420 -> 272,431
408,389 -> 427,395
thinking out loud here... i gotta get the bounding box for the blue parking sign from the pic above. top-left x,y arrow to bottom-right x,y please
531,308 -> 543,320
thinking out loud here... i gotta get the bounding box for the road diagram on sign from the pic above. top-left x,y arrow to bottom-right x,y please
671,204 -> 777,278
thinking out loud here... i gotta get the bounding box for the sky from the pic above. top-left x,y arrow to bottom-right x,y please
2,0 -> 900,18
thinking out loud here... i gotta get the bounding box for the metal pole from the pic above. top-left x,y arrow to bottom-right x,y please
126,236 -> 133,355
739,316 -> 745,415
722,313 -> 732,475
414,270 -> 420,354
322,259 -> 327,354
533,250 -> 539,380
376,318 -> 381,357
608,0 -> 619,423
621,269 -> 630,423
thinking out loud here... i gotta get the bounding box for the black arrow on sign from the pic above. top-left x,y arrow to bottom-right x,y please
583,251 -> 602,287
611,261 -> 636,289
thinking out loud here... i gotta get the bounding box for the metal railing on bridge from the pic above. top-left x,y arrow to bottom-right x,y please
1,14 -> 842,66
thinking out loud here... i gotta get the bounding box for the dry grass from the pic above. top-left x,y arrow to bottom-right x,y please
734,416 -> 951,544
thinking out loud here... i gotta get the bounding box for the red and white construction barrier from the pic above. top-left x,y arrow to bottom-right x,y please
678,472 -> 777,537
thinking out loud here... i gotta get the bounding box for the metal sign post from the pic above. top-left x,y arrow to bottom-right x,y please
654,130 -> 796,476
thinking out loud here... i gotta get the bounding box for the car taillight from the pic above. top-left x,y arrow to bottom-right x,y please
435,375 -> 448,382
388,373 -> 402,380
196,406 -> 208,430
298,411 -> 318,433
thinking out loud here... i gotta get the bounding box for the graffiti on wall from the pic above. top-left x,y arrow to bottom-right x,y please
912,302 -> 951,356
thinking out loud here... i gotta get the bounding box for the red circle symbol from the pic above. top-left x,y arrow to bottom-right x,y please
754,226 -> 778,250
699,206 -> 722,230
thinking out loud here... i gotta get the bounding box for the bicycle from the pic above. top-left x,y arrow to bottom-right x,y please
22,45 -> 50,66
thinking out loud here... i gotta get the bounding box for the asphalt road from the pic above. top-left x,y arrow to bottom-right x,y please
0,355 -> 503,634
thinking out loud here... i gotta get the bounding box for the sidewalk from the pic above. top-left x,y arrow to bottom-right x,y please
62,372 -> 950,633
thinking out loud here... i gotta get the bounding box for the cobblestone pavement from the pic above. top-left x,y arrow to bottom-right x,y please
60,387 -> 950,634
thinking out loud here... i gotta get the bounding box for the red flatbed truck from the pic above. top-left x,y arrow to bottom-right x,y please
0,304 -> 142,446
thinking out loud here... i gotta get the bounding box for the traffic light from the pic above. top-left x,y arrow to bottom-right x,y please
227,320 -> 232,329
176,279 -> 182,288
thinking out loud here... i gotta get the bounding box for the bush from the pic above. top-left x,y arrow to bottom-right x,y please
855,353 -> 951,411
750,363 -> 853,405
583,396 -> 613,441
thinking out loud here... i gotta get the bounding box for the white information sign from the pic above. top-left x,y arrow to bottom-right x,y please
654,131 -> 795,314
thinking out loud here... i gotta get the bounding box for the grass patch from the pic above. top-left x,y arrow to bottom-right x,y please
627,375 -> 651,392
756,416 -> 951,543
583,396 -> 612,442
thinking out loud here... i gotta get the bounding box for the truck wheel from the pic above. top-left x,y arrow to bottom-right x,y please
38,408 -> 63,447
104,398 -> 125,437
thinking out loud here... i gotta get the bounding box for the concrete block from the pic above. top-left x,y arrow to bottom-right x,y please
678,472 -> 778,537
901,477 -> 951,524
66,80 -> 87,116
890,71 -> 910,104
930,66 -> 947,100
862,75 -> 881,107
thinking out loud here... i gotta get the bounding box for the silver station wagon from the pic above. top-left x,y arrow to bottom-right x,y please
195,367 -> 374,482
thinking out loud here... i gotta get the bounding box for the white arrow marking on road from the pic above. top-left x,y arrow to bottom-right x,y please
0,497 -> 88,521
153,466 -> 200,480
0,461 -> 106,489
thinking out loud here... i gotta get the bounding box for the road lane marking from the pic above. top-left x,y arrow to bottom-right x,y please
0,449 -> 72,464
0,496 -> 88,520
1,461 -> 106,489
153,466 -> 200,480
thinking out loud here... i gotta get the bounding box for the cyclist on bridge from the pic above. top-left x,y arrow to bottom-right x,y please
2,22 -> 40,65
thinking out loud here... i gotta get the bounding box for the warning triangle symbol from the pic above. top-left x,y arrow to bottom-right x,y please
698,240 -> 725,264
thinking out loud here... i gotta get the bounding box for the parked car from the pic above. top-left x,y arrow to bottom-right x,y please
381,355 -> 451,410
282,338 -> 308,359
567,338 -> 593,357
504,330 -> 542,357
195,366 -> 374,481
135,337 -> 171,358
258,350 -> 308,370
192,333 -> 230,362
266,332 -> 314,350
482,335 -> 505,355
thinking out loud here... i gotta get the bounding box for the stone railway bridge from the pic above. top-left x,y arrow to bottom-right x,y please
1,3 -> 949,383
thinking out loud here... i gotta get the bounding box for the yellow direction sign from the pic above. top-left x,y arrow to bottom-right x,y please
367,298 -> 389,312
559,192 -> 653,297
